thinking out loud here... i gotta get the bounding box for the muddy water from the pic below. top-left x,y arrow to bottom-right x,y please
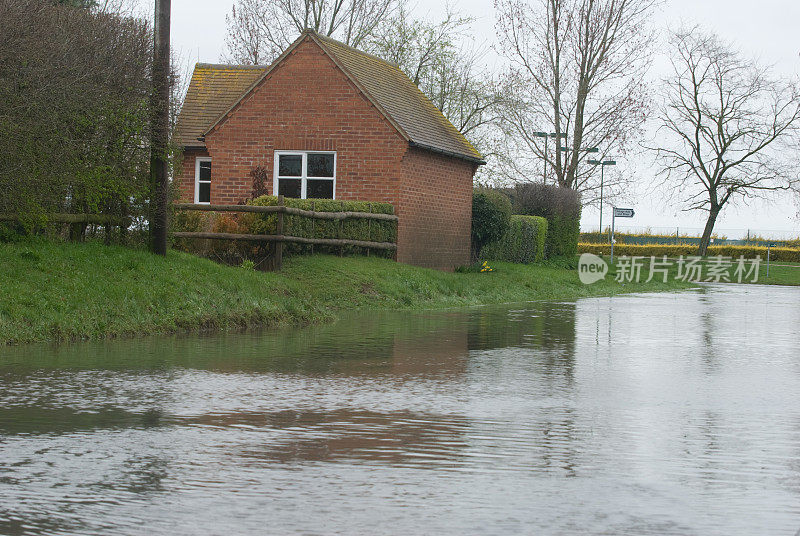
1,285 -> 799,535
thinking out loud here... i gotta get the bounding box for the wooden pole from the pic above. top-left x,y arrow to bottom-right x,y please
275,195 -> 284,270
149,0 -> 171,256
339,200 -> 344,257
367,202 -> 371,258
311,200 -> 315,256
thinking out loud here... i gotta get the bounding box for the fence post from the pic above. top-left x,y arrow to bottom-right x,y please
311,200 -> 315,256
339,200 -> 344,257
367,202 -> 372,258
275,195 -> 284,271
767,244 -> 771,278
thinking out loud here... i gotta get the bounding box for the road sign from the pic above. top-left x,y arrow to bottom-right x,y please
613,208 -> 635,218
610,207 -> 635,264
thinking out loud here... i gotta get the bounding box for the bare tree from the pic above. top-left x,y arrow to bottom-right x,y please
365,5 -> 501,157
224,0 -> 396,64
223,0 -> 501,163
494,0 -> 655,201
652,27 -> 800,255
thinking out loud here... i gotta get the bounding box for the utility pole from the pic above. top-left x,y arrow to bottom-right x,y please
533,132 -> 567,184
149,0 -> 171,255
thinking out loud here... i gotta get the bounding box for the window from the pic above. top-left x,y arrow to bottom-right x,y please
195,157 -> 212,204
274,152 -> 336,199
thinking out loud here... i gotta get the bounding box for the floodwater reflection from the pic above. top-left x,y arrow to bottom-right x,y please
1,285 -> 799,535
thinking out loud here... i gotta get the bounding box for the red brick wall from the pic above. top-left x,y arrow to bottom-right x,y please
176,37 -> 406,208
398,147 -> 476,270
175,36 -> 477,269
178,148 -> 209,203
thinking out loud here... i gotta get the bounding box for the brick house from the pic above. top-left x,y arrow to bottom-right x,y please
173,30 -> 484,270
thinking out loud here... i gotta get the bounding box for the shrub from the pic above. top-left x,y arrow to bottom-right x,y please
170,209 -> 212,254
512,182 -> 581,258
578,243 -> 800,262
0,1 -> 152,231
249,166 -> 270,199
471,188 -> 512,261
208,214 -> 251,260
482,215 -> 548,264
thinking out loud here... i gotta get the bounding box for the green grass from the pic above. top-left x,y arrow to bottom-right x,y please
754,262 -> 800,286
0,240 -> 702,345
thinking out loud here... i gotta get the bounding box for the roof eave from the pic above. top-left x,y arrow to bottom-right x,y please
408,141 -> 486,166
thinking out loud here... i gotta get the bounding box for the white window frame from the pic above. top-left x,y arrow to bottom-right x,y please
273,151 -> 337,199
195,157 -> 212,205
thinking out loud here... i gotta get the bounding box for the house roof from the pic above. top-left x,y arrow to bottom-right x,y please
311,33 -> 484,164
176,31 -> 484,164
173,63 -> 268,149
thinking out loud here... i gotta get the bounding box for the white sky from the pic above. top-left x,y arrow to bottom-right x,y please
162,0 -> 800,238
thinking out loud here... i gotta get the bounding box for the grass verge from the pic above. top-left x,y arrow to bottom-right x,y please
1,240 -> 701,345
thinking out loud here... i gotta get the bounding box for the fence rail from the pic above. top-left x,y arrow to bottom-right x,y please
0,213 -> 124,225
170,196 -> 398,270
172,203 -> 398,222
170,232 -> 397,251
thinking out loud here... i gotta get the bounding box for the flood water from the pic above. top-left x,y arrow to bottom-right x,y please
1,284 -> 799,535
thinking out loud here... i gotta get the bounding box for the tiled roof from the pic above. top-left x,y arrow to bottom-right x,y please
176,31 -> 484,164
313,33 -> 483,163
173,63 -> 267,148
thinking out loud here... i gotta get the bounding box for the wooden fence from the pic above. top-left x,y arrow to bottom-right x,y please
170,196 -> 398,270
0,212 -> 128,242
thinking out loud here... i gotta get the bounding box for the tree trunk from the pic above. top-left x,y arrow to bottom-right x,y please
698,206 -> 721,256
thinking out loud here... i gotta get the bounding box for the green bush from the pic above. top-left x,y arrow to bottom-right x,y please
482,215 -> 548,264
511,182 -> 581,259
578,243 -> 800,262
471,189 -> 512,261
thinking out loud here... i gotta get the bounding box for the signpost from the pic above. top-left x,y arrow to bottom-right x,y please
767,243 -> 776,278
611,207 -> 635,264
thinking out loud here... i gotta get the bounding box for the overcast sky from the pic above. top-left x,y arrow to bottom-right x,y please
163,0 -> 800,238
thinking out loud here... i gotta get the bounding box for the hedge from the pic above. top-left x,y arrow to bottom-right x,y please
171,196 -> 397,261
510,182 -> 581,259
471,189 -> 512,261
578,243 -> 800,262
483,215 -> 548,264
579,231 -> 800,248
547,215 -> 581,258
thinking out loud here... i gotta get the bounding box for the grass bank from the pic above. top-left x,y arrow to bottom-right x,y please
0,240 -> 701,345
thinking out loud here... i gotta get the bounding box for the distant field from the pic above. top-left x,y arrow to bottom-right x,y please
598,256 -> 800,287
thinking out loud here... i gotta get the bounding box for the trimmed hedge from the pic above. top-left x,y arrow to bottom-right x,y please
171,196 -> 397,261
483,215 -> 548,264
580,231 -> 800,248
547,214 -> 581,258
510,182 -> 581,259
578,243 -> 800,262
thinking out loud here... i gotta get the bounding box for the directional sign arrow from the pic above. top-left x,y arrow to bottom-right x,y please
613,208 -> 635,218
